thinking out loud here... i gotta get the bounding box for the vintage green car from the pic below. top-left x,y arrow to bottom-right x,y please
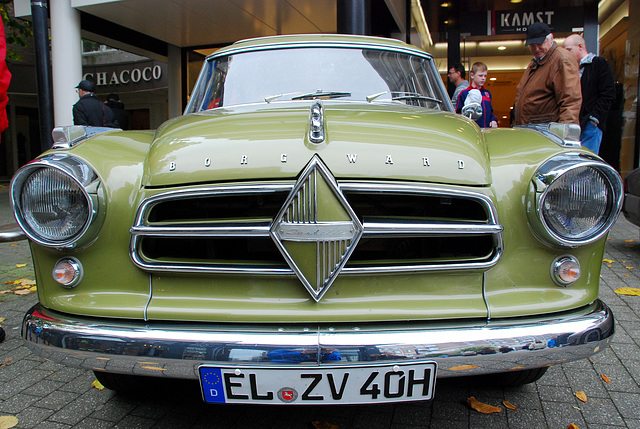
12,34 -> 623,405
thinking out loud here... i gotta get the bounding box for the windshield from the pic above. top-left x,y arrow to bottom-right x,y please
186,47 -> 451,113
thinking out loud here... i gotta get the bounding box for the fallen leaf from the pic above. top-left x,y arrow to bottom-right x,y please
503,400 -> 517,410
21,279 -> 36,286
91,379 -> 105,391
15,264 -> 27,268
312,422 -> 339,429
614,287 -> 640,296
4,281 -> 12,285
603,259 -> 615,263
624,239 -> 634,243
10,243 -> 17,247
140,366 -> 166,371
13,289 -> 31,296
0,318 -> 4,323
467,397 -> 502,414
575,391 -> 587,403
601,374 -> 611,383
0,415 -> 19,429
567,424 -> 580,429
29,286 -> 37,292
448,365 -> 478,371
625,274 -> 630,277
626,266 -> 634,270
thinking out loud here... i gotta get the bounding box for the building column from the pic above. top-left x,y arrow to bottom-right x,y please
583,0 -> 599,53
620,0 -> 639,177
50,0 -> 82,127
167,44 -> 183,119
446,1 -> 461,96
31,0 -> 53,151
337,0 -> 371,35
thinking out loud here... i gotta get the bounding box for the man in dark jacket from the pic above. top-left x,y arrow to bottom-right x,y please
105,93 -> 129,130
72,80 -> 118,127
563,34 -> 616,154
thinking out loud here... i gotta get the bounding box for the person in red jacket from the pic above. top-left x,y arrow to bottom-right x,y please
0,16 -> 10,343
0,15 -> 12,144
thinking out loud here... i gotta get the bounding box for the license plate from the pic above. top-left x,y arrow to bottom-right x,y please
199,362 -> 436,404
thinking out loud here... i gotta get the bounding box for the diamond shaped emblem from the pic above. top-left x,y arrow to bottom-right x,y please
270,155 -> 363,301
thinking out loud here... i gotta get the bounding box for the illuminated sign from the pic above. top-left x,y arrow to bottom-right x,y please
461,8 -> 584,36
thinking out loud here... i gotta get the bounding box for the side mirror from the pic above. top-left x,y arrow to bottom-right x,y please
462,102 -> 483,121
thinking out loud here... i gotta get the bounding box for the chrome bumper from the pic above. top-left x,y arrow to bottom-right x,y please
22,301 -> 613,380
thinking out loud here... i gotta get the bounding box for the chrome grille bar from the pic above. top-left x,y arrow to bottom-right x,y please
130,182 -> 503,274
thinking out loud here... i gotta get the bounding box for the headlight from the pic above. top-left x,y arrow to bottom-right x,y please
527,153 -> 623,247
11,154 -> 104,248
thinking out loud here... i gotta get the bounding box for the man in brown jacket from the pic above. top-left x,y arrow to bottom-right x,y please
514,23 -> 582,125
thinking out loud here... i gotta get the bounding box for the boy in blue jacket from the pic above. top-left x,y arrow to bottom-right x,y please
456,62 -> 499,128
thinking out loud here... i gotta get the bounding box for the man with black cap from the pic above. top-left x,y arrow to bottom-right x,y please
513,22 -> 582,126
73,80 -> 118,127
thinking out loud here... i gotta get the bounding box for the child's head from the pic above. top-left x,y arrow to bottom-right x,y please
470,62 -> 488,88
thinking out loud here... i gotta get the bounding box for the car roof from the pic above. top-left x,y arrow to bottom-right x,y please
208,33 -> 432,60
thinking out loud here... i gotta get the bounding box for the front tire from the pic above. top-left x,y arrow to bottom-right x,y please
93,371 -> 149,391
480,367 -> 549,387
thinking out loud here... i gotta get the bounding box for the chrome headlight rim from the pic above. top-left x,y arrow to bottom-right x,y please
10,154 -> 104,249
528,152 -> 623,248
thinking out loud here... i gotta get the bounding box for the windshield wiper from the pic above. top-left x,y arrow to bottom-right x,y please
366,91 -> 442,104
392,92 -> 442,104
291,90 -> 352,100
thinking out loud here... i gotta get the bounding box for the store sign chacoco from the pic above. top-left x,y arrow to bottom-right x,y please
82,61 -> 167,91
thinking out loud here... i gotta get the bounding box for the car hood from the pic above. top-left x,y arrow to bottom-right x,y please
145,102 -> 491,187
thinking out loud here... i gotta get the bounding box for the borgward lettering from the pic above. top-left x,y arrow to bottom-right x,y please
184,153 -> 450,172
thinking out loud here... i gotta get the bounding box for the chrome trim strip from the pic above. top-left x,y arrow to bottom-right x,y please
130,223 -> 272,237
0,231 -> 27,243
362,222 -> 503,236
132,184 -> 293,227
130,182 -> 503,275
215,38 -> 435,61
22,300 -> 613,379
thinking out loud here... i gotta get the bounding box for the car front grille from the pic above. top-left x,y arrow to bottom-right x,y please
130,182 -> 503,274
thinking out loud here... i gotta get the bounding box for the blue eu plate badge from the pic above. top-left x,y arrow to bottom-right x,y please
200,367 -> 226,403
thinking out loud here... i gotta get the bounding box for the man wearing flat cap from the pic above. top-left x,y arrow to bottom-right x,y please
513,22 -> 582,126
72,79 -> 118,127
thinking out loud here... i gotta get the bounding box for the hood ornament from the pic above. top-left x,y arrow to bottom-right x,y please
270,155 -> 363,301
308,101 -> 325,144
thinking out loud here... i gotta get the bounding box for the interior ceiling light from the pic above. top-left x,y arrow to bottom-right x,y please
490,77 -> 497,81
441,2 -> 451,7
498,46 -> 507,50
511,0 -> 523,3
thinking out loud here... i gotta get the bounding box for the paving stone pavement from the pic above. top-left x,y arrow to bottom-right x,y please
2,184 -> 640,428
